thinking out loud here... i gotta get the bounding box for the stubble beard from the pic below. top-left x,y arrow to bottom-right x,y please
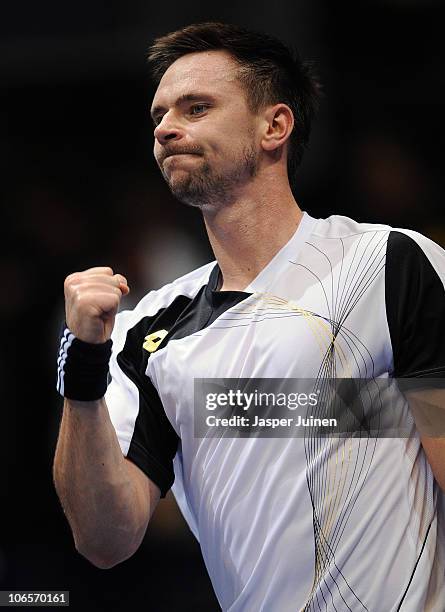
162,144 -> 259,210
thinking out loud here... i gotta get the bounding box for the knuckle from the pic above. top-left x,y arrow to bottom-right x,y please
64,272 -> 79,287
73,290 -> 87,306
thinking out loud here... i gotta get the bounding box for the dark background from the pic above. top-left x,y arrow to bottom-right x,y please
1,0 -> 444,610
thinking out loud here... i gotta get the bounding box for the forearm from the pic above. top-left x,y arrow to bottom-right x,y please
53,398 -> 151,568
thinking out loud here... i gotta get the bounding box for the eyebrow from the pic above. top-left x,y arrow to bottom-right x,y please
150,92 -> 217,121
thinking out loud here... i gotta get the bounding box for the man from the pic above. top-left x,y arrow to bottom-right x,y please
54,22 -> 445,611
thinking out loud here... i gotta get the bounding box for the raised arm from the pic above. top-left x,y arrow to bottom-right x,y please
53,267 -> 160,568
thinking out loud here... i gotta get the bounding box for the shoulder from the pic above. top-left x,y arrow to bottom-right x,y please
310,214 -> 445,277
385,228 -> 445,288
381,227 -> 445,378
311,214 -> 392,240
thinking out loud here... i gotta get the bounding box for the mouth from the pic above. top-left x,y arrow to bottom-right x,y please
164,152 -> 199,161
161,144 -> 203,158
162,153 -> 202,170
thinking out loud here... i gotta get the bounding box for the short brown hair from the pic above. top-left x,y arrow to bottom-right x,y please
147,22 -> 322,192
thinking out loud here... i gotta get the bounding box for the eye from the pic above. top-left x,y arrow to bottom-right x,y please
190,104 -> 209,116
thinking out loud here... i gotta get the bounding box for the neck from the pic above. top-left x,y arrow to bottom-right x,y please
202,176 -> 303,291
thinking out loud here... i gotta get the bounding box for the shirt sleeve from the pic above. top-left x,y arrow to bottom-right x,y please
385,230 -> 445,380
105,311 -> 179,497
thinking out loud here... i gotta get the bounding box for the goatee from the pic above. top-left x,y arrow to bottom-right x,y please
163,145 -> 259,209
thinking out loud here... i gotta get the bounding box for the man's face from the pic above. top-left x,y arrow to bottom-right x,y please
151,51 -> 261,209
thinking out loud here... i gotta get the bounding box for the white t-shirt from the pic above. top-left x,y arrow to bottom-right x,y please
106,212 -> 445,611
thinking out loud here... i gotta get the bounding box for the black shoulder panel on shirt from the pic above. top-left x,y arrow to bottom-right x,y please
385,231 -> 445,378
117,296 -> 193,497
116,275 -> 251,496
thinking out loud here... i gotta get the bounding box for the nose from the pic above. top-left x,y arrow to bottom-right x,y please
153,112 -> 183,145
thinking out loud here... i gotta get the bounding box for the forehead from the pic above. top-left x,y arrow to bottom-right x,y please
152,50 -> 245,107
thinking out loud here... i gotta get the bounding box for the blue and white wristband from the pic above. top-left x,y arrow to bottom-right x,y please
56,324 -> 113,401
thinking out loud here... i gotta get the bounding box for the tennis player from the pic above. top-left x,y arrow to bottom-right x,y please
54,23 -> 445,611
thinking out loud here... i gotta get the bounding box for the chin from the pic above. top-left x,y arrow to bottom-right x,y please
165,163 -> 222,208
169,179 -> 211,208
168,170 -> 193,192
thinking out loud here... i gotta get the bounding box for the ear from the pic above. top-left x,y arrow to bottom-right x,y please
260,103 -> 294,153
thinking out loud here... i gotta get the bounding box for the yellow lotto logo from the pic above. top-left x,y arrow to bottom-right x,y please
143,329 -> 168,353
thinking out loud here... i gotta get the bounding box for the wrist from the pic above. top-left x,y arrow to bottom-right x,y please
56,324 -> 112,401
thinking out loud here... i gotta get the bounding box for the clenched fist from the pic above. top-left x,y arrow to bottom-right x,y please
64,267 -> 130,344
